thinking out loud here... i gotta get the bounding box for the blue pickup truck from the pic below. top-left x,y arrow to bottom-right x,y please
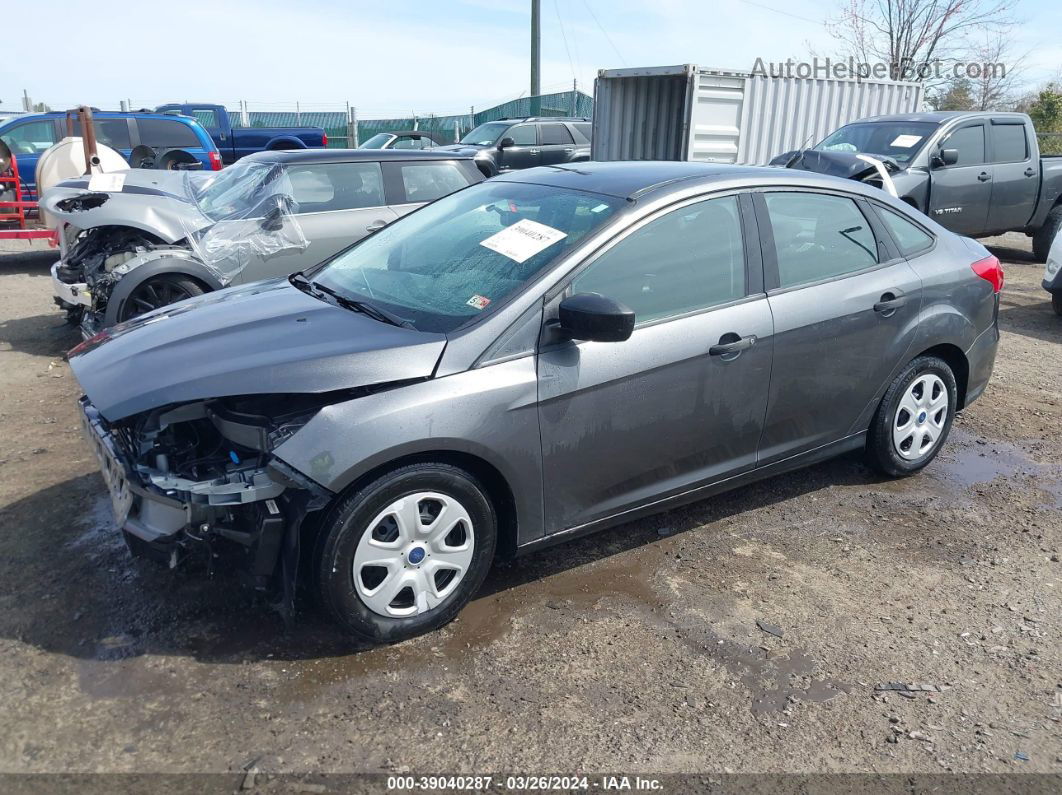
156,103 -> 328,165
0,110 -> 221,198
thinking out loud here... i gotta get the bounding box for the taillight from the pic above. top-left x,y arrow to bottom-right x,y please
971,254 -> 1004,293
322,133 -> 328,147
209,151 -> 223,170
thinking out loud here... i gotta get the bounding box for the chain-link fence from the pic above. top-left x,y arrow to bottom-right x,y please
231,90 -> 594,147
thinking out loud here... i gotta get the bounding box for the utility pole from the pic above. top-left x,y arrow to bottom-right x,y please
530,0 -> 541,115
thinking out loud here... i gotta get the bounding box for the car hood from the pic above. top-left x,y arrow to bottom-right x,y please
434,144 -> 491,157
42,170 -> 212,244
68,278 -> 447,421
769,149 -> 902,180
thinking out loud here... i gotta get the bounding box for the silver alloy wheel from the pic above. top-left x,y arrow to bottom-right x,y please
352,491 -> 475,618
893,373 -> 948,461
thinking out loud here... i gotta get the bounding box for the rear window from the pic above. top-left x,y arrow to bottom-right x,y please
991,123 -> 1028,163
137,118 -> 202,149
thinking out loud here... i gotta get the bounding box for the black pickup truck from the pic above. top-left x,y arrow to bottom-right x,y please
772,112 -> 1062,260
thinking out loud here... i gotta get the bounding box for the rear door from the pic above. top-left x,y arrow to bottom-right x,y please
927,122 -> 991,235
987,119 -> 1038,232
537,193 -> 774,532
230,160 -> 396,283
755,189 -> 922,463
538,122 -> 576,165
496,123 -> 539,171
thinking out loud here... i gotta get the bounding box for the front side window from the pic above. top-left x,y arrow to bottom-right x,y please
313,182 -> 622,332
287,162 -> 384,211
991,123 -> 1028,163
572,196 -> 746,323
399,162 -> 469,203
508,124 -> 537,146
877,205 -> 934,256
1,120 -> 57,155
766,192 -> 878,289
358,133 -> 393,150
137,118 -> 201,148
940,125 -> 985,166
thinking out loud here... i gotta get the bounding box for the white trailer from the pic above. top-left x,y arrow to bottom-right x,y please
591,64 -> 924,165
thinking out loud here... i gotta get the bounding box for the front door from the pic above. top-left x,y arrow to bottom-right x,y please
927,122 -> 991,235
538,194 -> 773,533
755,190 -> 922,463
496,123 -> 539,171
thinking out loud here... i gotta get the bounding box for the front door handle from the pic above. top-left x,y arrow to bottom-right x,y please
366,219 -> 388,233
529,148 -> 540,154
709,334 -> 757,358
1024,167 -> 1036,177
977,172 -> 991,182
874,291 -> 907,316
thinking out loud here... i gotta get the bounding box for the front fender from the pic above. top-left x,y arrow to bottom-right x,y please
103,250 -> 225,327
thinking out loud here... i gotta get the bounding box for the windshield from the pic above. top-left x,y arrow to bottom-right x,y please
358,133 -> 392,149
814,121 -> 938,164
312,182 -> 622,333
459,122 -> 510,146
192,160 -> 295,221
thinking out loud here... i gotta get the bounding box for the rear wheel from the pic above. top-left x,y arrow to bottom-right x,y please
866,356 -> 957,477
1053,292 -> 1062,317
119,274 -> 205,321
315,463 -> 497,643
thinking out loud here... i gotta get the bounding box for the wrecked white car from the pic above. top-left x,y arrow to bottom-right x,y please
43,150 -> 484,336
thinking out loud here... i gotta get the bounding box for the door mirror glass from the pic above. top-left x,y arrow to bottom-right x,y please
559,292 -> 635,342
498,136 -> 515,149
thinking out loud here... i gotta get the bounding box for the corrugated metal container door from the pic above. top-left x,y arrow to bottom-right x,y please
686,71 -> 746,163
591,66 -> 692,161
735,72 -> 924,164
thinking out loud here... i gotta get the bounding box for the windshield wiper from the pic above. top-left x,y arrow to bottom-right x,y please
309,279 -> 414,329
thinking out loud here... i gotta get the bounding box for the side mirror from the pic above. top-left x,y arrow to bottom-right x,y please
498,136 -> 515,149
257,195 -> 292,231
934,148 -> 959,167
260,205 -> 284,231
558,292 -> 635,343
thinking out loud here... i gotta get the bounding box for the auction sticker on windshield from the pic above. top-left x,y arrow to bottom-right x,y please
480,219 -> 567,263
890,134 -> 923,148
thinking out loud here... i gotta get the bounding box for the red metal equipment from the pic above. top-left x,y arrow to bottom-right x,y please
0,132 -> 58,244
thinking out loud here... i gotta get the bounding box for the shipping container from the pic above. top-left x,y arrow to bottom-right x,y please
591,64 -> 924,165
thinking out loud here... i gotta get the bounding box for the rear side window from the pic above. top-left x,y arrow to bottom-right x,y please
399,162 -> 469,203
573,123 -> 592,143
765,192 -> 878,289
941,124 -> 985,166
190,109 -> 220,129
70,118 -> 131,149
540,123 -> 574,145
991,123 -> 1028,163
877,206 -> 934,256
573,196 -> 746,323
287,162 -> 384,212
137,118 -> 201,148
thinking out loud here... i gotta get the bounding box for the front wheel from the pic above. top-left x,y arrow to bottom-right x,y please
866,356 -> 957,477
315,463 -> 497,643
119,274 -> 206,321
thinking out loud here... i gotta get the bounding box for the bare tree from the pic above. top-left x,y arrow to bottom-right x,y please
967,33 -> 1027,110
826,0 -> 1019,82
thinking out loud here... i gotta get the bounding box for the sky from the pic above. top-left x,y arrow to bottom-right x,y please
2,0 -> 1060,118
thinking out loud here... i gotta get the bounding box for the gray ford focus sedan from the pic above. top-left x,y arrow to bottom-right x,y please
69,162 -> 1001,642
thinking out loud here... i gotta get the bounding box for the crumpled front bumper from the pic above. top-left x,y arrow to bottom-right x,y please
50,261 -> 92,309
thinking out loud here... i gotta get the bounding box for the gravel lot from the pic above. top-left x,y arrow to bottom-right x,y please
0,234 -> 1059,780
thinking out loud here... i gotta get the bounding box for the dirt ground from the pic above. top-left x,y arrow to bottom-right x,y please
0,234 -> 1059,781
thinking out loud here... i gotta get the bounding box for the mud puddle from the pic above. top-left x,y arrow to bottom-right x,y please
930,429 -> 1061,500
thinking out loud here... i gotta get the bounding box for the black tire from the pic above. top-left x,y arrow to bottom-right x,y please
315,463 -> 497,643
119,274 -> 206,321
1053,292 -> 1062,317
1032,205 -> 1062,263
866,356 -> 958,477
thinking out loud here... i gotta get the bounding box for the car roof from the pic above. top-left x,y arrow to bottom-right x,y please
492,160 -> 902,202
1,110 -> 200,124
850,111 -> 1029,125
245,148 -> 474,163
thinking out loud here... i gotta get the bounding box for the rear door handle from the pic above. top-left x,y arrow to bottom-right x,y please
529,148 -> 540,154
709,334 -> 757,357
564,148 -> 574,153
874,292 -> 907,316
366,219 -> 388,233
977,172 -> 991,182
1024,167 -> 1036,177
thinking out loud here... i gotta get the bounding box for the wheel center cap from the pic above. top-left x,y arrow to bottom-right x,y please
407,546 -> 426,565
918,411 -> 928,423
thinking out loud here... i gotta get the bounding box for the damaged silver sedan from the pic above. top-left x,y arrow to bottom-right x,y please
44,150 -> 483,336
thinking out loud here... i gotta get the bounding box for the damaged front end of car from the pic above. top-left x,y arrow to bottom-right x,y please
79,392 -> 334,606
